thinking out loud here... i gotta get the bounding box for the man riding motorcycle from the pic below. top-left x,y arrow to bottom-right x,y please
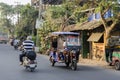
13,38 -> 19,49
19,36 -> 36,65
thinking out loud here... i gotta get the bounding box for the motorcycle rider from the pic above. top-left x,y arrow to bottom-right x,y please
19,36 -> 36,65
13,38 -> 19,49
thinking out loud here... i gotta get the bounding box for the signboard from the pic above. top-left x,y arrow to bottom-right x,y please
35,18 -> 43,29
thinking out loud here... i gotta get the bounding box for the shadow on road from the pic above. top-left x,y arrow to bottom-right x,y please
49,64 -> 102,72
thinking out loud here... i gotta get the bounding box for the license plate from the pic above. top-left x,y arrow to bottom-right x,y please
29,64 -> 36,67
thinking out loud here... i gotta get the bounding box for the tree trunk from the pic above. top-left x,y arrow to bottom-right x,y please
105,21 -> 117,46
105,28 -> 110,47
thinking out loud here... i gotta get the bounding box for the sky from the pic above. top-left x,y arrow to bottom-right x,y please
0,0 -> 31,5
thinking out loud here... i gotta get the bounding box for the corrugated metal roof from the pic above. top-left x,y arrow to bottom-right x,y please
87,33 -> 103,42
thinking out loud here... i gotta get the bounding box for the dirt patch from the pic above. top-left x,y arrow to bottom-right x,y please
79,58 -> 113,69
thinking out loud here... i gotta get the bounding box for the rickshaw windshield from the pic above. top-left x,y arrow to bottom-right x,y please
51,31 -> 80,47
67,35 -> 80,46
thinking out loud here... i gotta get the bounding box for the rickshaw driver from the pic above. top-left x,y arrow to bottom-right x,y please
63,40 -> 67,49
52,39 -> 67,62
61,40 -> 69,60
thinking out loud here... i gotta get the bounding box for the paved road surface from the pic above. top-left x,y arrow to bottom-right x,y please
0,44 -> 120,80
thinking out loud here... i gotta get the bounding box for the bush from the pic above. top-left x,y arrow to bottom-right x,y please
32,36 -> 36,46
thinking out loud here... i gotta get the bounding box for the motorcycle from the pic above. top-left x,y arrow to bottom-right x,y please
22,50 -> 37,72
14,44 -> 18,50
13,39 -> 20,50
23,57 -> 37,72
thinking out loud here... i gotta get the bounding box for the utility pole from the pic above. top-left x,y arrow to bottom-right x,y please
36,0 -> 43,47
14,1 -> 21,25
39,0 -> 42,20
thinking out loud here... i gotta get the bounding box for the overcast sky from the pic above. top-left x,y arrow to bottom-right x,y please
0,0 -> 31,5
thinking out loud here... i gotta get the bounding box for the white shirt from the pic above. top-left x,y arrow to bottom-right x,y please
22,40 -> 34,51
63,41 -> 67,47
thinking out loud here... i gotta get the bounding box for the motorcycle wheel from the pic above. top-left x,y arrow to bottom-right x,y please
115,61 -> 120,70
30,68 -> 35,72
14,46 -> 17,50
71,60 -> 77,70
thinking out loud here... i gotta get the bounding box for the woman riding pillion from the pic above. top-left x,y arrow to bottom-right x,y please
19,36 -> 36,65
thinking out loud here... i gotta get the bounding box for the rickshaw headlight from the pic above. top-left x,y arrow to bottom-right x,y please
71,50 -> 76,54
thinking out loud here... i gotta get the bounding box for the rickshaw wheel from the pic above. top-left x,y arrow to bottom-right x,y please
65,62 -> 69,67
52,61 -> 55,66
51,60 -> 55,66
115,61 -> 120,70
49,57 -> 55,66
71,61 -> 77,70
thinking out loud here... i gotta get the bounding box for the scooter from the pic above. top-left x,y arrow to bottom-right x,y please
23,57 -> 37,72
14,44 -> 18,50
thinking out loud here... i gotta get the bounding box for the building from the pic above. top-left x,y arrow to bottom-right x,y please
31,0 -> 63,10
63,0 -> 120,60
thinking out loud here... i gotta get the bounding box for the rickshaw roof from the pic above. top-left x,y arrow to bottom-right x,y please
52,32 -> 79,35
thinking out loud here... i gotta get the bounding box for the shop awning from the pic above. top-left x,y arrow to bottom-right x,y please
87,33 -> 103,42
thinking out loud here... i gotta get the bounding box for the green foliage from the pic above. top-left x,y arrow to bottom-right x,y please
16,4 -> 38,37
32,36 -> 36,46
50,6 -> 66,18
0,3 -> 15,35
0,3 -> 13,16
0,3 -> 39,38
38,0 -> 90,53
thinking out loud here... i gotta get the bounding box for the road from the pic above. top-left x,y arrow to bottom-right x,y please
0,44 -> 120,80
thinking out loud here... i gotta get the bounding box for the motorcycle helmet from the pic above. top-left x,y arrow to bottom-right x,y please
27,36 -> 32,40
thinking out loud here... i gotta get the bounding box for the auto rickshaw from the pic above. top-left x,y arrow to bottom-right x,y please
112,48 -> 120,70
49,32 -> 81,70
105,36 -> 120,70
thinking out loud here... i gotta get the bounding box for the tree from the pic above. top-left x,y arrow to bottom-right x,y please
38,0 -> 89,53
16,4 -> 38,37
0,2 -> 15,36
0,3 -> 39,38
44,0 -> 88,31
89,0 -> 120,46
62,0 -> 120,46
